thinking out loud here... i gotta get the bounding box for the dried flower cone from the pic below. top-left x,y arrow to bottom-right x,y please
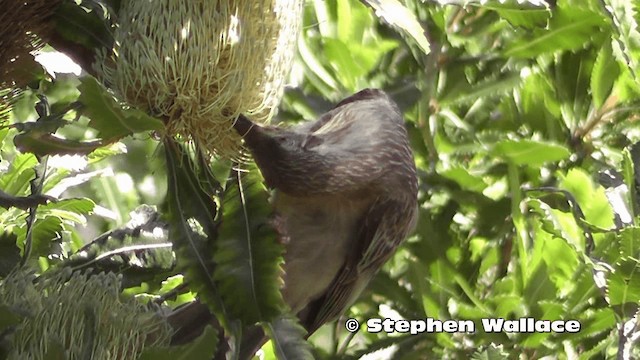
97,0 -> 303,159
0,0 -> 60,123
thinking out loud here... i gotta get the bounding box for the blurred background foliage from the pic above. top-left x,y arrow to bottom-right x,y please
2,0 -> 640,359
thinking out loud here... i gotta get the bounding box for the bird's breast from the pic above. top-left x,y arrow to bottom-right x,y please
272,192 -> 372,313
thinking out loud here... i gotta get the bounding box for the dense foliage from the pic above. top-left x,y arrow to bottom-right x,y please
2,0 -> 640,359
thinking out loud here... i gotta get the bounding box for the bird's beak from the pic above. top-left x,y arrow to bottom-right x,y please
233,114 -> 257,138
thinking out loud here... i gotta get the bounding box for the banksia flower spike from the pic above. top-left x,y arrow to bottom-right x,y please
1,269 -> 171,360
97,1 -> 303,159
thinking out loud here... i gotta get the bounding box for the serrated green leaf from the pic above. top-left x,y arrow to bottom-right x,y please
504,6 -> 606,58
607,257 -> 640,305
164,139 -> 233,333
605,0 -> 640,80
618,227 -> 640,258
78,76 -> 164,140
591,41 -> 620,108
527,199 -> 570,240
492,139 -> 570,166
575,307 -> 616,340
214,166 -> 286,325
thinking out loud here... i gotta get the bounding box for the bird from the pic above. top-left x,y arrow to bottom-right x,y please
232,88 -> 419,356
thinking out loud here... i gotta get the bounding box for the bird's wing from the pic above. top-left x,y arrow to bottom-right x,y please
303,197 -> 417,334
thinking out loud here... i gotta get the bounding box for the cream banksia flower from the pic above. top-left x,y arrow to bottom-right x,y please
97,0 -> 303,159
1,269 -> 171,360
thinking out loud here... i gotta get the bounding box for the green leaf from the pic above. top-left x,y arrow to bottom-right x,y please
164,139 -> 232,332
440,72 -> 522,106
504,6 -> 606,58
14,133 -> 106,157
607,257 -> 640,305
53,2 -> 113,57
214,166 -> 286,325
78,76 -> 164,140
14,216 -> 63,259
492,139 -> 570,166
471,343 -> 508,360
0,153 -> 38,195
490,294 -> 526,318
559,169 -> 615,230
37,198 -> 95,226
360,0 -> 430,55
622,147 -> 638,224
590,41 -> 621,108
40,198 -> 94,215
482,1 -> 551,29
139,325 -> 218,360
618,227 -> 640,258
523,262 -> 557,307
263,314 -> 314,360
324,38 -> 362,91
297,34 -> 340,96
440,167 -> 487,192
604,0 -> 640,80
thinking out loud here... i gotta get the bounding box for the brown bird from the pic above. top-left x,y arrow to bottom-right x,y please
233,88 -> 419,356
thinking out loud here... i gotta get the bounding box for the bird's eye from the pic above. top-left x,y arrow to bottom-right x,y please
274,135 -> 289,143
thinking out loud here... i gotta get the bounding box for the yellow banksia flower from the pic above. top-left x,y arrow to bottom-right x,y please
97,0 -> 303,159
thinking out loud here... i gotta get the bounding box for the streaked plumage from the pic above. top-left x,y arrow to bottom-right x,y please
234,88 -> 418,336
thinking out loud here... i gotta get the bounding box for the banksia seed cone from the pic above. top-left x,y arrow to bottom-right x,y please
96,0 -> 303,159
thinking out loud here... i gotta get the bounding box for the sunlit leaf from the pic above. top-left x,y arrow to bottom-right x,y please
604,0 -> 640,81
559,169 -> 615,230
607,257 -> 640,305
360,0 -> 430,55
504,6 -> 606,57
492,139 -> 570,166
591,41 -> 621,108
78,76 -> 164,140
